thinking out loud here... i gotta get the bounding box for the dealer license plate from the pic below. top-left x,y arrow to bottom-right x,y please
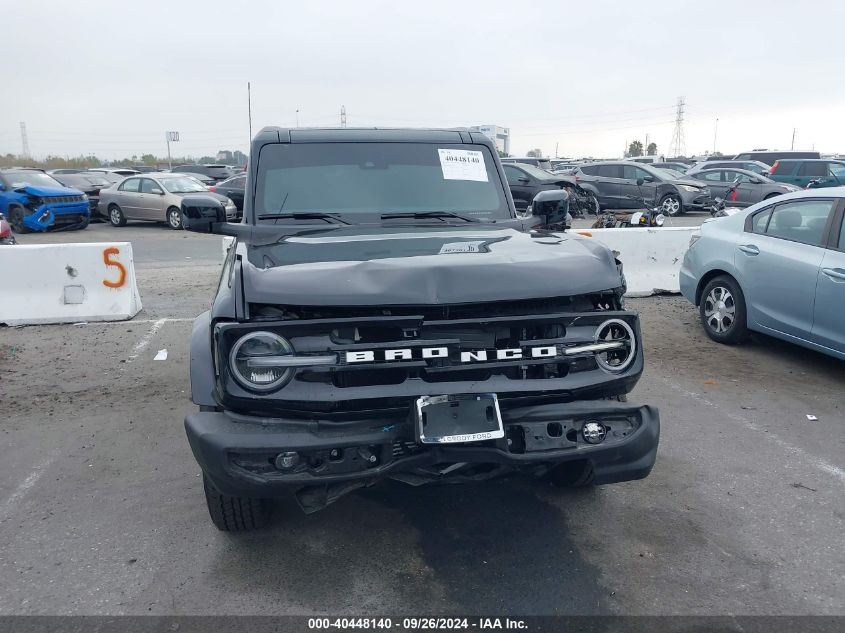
415,394 -> 504,444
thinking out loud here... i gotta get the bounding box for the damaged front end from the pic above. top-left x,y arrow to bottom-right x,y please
19,188 -> 90,232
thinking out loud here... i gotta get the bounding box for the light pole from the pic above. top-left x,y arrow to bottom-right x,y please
165,131 -> 179,171
713,118 -> 718,154
296,110 -> 300,128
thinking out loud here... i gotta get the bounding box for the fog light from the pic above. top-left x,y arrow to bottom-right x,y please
275,451 -> 300,470
582,421 -> 607,444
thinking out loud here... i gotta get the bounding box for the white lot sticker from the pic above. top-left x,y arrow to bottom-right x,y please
438,149 -> 488,182
439,241 -> 484,254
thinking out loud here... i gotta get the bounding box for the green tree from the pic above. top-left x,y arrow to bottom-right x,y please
646,142 -> 657,156
627,140 -> 643,157
526,148 -> 543,158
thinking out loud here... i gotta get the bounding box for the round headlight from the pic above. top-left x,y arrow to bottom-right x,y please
594,319 -> 636,373
229,331 -> 294,392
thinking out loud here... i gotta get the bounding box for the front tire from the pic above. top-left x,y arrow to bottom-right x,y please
203,474 -> 269,532
108,204 -> 127,227
699,275 -> 749,344
659,193 -> 683,216
8,206 -> 32,233
166,206 -> 183,230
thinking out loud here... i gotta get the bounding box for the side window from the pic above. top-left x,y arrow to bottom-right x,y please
119,178 -> 140,192
734,154 -> 751,160
622,165 -> 652,181
764,200 -> 835,246
839,213 -> 845,249
597,165 -> 623,178
798,162 -> 828,177
733,172 -> 755,184
752,209 -> 772,233
503,165 -> 526,185
579,165 -> 598,176
233,176 -> 246,188
699,171 -> 723,182
139,179 -> 158,193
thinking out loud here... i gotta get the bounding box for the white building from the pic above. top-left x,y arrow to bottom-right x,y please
472,125 -> 510,155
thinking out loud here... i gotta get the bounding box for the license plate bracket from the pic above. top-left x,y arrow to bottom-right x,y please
415,394 -> 504,444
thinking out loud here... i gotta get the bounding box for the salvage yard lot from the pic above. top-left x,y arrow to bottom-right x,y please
1,225 -> 843,615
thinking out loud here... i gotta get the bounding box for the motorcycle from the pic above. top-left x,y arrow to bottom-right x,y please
0,213 -> 17,245
590,178 -> 666,228
709,179 -> 742,217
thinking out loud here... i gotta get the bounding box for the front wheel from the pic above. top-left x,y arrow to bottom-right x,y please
203,474 -> 269,532
8,207 -> 32,233
108,204 -> 127,227
659,193 -> 683,216
166,206 -> 183,230
699,275 -> 749,344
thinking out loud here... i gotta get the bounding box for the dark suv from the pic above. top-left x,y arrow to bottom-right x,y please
573,161 -> 711,216
172,164 -> 235,183
178,127 -> 660,531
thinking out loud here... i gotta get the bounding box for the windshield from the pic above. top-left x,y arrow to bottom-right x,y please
5,171 -> 64,189
160,176 -> 207,193
653,168 -> 685,180
831,166 -> 845,179
255,142 -> 510,222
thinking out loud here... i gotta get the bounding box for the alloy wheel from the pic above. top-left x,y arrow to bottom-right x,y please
703,286 -> 736,333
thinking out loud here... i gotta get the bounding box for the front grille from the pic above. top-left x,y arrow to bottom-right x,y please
218,293 -> 638,416
45,195 -> 85,204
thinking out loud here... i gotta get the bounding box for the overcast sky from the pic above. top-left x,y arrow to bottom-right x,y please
2,0 -> 843,160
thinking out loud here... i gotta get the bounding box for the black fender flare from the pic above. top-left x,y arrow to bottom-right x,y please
190,310 -> 217,407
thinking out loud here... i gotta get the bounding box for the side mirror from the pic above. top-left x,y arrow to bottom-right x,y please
636,178 -> 644,186
181,194 -> 227,233
530,189 -> 570,230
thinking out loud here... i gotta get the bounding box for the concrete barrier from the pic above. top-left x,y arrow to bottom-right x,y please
571,227 -> 696,296
0,242 -> 142,326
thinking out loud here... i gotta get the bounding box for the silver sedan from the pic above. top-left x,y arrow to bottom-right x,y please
680,188 -> 845,360
98,173 -> 236,229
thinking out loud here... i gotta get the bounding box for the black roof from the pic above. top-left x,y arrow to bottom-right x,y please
253,126 -> 486,145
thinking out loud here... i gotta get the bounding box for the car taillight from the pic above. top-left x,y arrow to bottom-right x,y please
207,186 -> 217,192
0,220 -> 11,239
730,190 -> 737,202
770,160 -> 780,174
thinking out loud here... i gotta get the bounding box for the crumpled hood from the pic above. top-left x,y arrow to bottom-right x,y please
18,185 -> 84,197
239,225 -> 622,306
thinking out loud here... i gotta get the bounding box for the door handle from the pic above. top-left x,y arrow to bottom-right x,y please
822,268 -> 845,282
738,244 -> 760,255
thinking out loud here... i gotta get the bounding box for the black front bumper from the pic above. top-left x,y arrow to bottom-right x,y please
185,400 -> 659,497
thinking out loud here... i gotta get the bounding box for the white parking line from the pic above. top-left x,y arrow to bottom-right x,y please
658,375 -> 845,483
127,318 -> 168,362
0,454 -> 56,523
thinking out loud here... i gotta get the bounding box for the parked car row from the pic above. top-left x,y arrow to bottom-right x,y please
1,163 -> 247,233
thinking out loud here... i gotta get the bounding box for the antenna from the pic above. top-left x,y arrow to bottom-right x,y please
341,105 -> 347,128
669,97 -> 686,158
247,82 -> 253,142
20,122 -> 31,158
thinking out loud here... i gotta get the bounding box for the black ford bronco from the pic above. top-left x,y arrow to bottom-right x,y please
181,127 -> 659,531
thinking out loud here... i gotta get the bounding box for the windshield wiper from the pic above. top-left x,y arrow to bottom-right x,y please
257,212 -> 351,225
380,211 -> 479,223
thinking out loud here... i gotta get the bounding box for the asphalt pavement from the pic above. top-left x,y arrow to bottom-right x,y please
1,220 -> 842,616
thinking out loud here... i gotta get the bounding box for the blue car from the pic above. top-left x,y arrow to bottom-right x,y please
0,168 -> 90,232
680,188 -> 845,360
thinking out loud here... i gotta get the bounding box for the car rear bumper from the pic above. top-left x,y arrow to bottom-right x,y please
185,400 -> 660,498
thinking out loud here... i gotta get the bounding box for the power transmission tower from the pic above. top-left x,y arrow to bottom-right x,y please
20,122 -> 31,158
669,97 -> 686,158
340,105 -> 347,128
